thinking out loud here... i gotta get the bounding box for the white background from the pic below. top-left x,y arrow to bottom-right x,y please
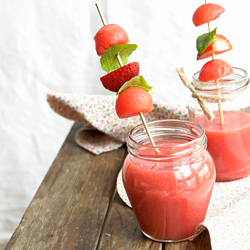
0,0 -> 249,244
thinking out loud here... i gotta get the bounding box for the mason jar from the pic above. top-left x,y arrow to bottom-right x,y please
188,67 -> 250,182
122,119 -> 215,242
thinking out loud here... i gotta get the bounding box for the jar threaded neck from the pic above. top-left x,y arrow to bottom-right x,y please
127,119 -> 207,162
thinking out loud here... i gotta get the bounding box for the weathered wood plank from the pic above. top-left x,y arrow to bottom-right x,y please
98,193 -> 162,250
5,123 -> 127,250
164,229 -> 211,250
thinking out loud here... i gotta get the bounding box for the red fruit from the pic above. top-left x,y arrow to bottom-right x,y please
199,59 -> 233,82
197,34 -> 232,60
115,86 -> 154,118
94,24 -> 129,56
100,62 -> 139,92
193,4 -> 225,27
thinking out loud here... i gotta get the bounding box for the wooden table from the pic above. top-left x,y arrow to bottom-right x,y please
5,123 -> 212,250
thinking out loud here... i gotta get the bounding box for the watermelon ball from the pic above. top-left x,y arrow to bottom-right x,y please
193,3 -> 225,27
100,62 -> 139,92
199,59 -> 233,82
115,86 -> 154,118
94,24 -> 129,56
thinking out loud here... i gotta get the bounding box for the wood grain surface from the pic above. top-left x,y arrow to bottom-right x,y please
5,123 -> 212,250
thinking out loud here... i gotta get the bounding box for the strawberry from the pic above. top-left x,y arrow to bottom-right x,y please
100,62 -> 139,92
193,3 -> 225,27
199,59 -> 233,82
197,34 -> 232,60
115,86 -> 154,118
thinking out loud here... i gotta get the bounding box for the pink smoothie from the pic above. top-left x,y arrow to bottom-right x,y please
122,145 -> 215,241
195,111 -> 250,181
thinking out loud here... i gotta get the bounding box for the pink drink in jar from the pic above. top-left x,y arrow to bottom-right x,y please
188,68 -> 250,181
122,120 -> 215,242
195,111 -> 250,181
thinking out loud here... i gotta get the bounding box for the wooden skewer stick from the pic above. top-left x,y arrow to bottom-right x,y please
206,1 -> 224,125
139,112 -> 159,151
95,3 -> 107,26
95,3 -> 160,153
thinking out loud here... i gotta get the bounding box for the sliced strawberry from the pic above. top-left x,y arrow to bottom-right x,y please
115,86 -> 154,118
197,34 -> 232,60
193,3 -> 225,27
199,59 -> 233,82
100,62 -> 139,92
94,24 -> 129,56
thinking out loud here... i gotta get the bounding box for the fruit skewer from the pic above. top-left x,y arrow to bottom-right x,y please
193,1 -> 233,125
205,0 -> 224,125
95,3 -> 159,152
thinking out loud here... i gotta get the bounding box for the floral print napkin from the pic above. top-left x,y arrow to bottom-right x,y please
47,93 -> 188,154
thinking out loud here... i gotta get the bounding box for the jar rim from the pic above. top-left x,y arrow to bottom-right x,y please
128,119 -> 206,159
192,67 -> 249,94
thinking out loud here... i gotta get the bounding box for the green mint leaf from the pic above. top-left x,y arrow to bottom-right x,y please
117,75 -> 153,94
100,44 -> 138,73
196,27 -> 217,53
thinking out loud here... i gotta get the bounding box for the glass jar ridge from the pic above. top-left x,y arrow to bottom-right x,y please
191,67 -> 249,105
127,119 -> 207,163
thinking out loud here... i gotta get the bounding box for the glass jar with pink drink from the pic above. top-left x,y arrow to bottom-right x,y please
188,67 -> 250,182
122,119 -> 215,242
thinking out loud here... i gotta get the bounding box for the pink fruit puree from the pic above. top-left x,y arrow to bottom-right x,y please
195,111 -> 250,181
122,144 -> 215,241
